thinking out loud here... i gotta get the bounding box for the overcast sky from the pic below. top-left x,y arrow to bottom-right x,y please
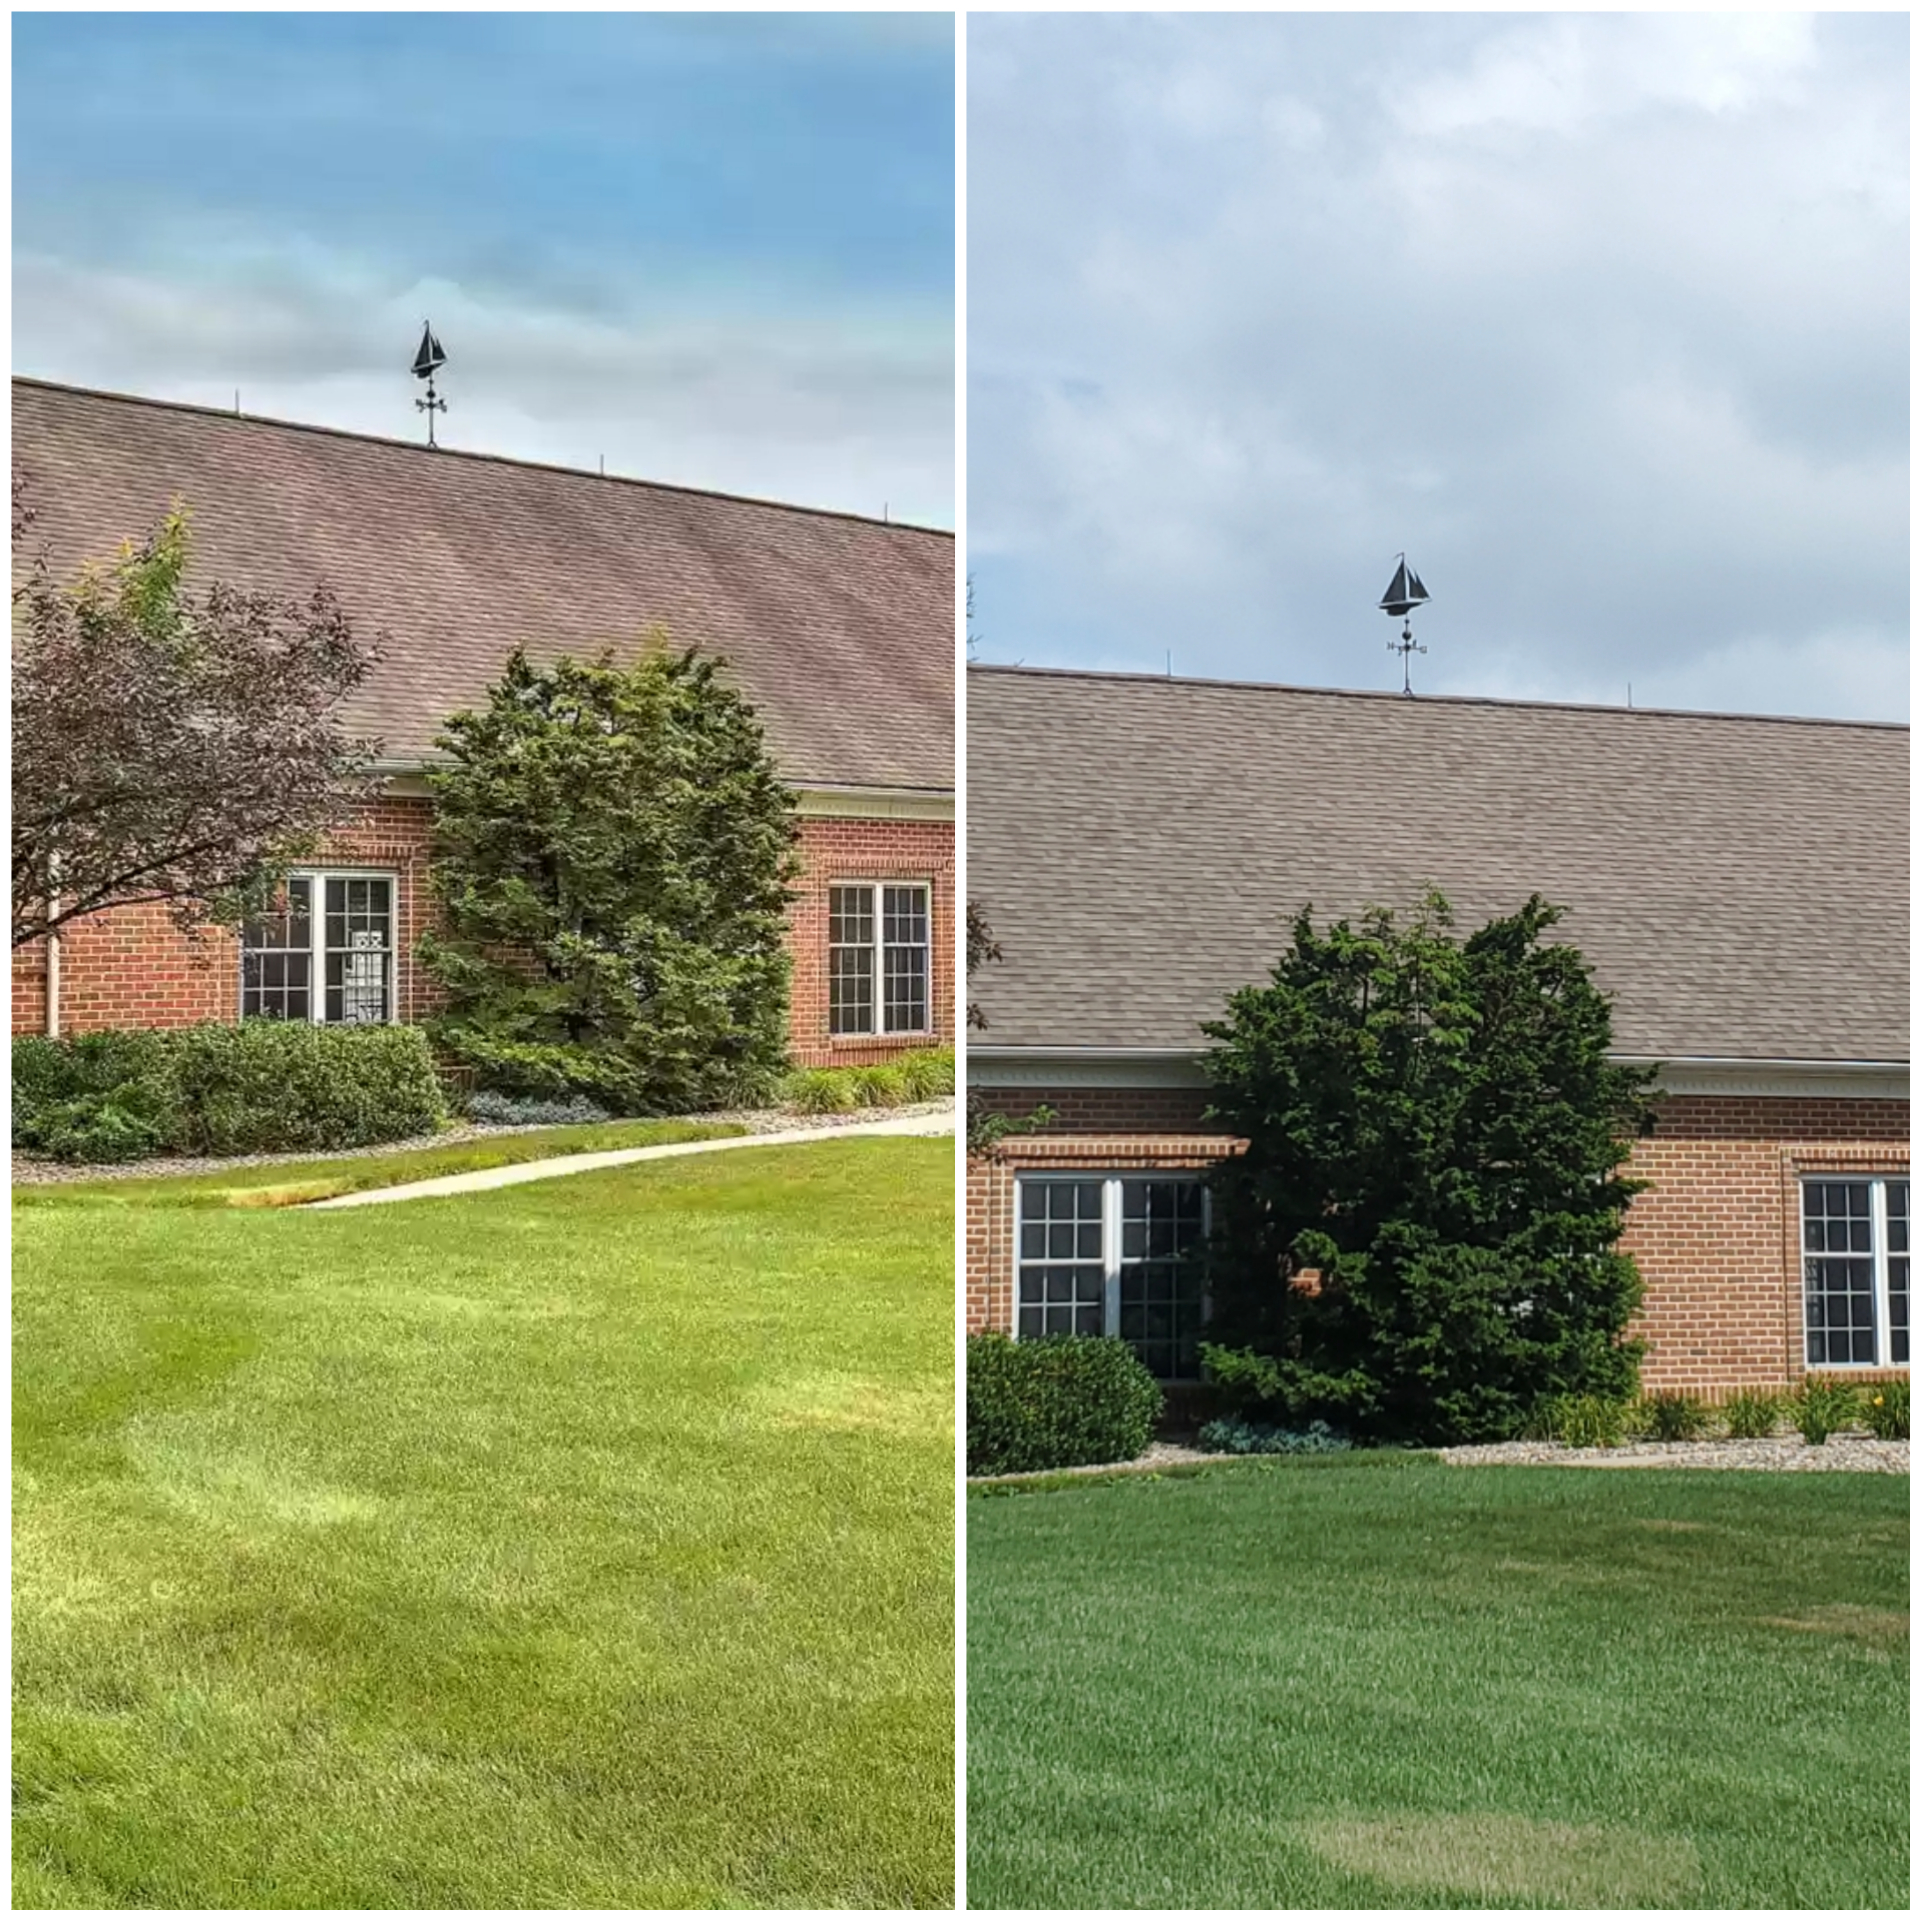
14,12 -> 954,527
968,12 -> 1908,722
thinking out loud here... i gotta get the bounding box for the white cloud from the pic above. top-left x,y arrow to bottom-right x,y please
14,245 -> 954,525
968,12 -> 1907,721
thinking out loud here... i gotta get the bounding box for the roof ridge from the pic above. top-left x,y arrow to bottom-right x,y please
11,374 -> 954,541
967,660 -> 1907,734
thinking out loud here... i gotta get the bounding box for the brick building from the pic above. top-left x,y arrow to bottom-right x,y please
967,664 -> 1908,1399
12,379 -> 955,1062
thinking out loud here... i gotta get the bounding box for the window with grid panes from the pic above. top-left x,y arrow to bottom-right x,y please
828,881 -> 930,1035
1015,1174 -> 1208,1379
241,871 -> 394,1025
1803,1177 -> 1909,1369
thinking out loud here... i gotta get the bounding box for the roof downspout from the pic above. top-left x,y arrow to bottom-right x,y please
43,869 -> 61,1037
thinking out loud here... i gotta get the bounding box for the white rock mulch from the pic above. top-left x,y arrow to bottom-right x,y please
1439,1435 -> 1909,1474
11,1097 -> 955,1186
967,1442 -> 1226,1485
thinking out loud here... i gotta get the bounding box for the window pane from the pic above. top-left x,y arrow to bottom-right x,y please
1803,1180 -> 1879,1367
828,885 -> 878,1035
1016,1180 -> 1109,1343
829,885 -> 873,946
829,947 -> 874,1035
320,877 -> 392,1025
881,885 -> 929,1033
241,875 -> 317,1021
1118,1179 -> 1207,1379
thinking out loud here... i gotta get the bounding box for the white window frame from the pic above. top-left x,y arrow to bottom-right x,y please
239,867 -> 398,1027
1801,1174 -> 1909,1371
1012,1171 -> 1212,1381
827,878 -> 933,1038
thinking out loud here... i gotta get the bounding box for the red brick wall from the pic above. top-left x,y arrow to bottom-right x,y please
15,796 -> 956,1064
1620,1094 -> 1909,1393
13,796 -> 442,1036
965,1086 -> 1912,1393
787,814 -> 956,1066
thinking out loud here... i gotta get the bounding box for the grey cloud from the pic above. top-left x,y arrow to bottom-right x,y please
968,11 -> 1907,720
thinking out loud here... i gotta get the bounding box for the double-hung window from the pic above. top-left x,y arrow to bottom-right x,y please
829,882 -> 930,1036
241,871 -> 395,1025
1803,1176 -> 1908,1369
1016,1174 -> 1208,1380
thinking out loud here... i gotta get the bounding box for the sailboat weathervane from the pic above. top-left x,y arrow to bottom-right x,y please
1379,552 -> 1430,695
412,323 -> 448,447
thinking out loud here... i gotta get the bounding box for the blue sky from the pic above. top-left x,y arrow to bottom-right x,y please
14,12 -> 955,524
969,13 -> 1908,722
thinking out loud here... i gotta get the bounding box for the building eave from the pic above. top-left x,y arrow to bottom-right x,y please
373,765 -> 953,822
968,1045 -> 1910,1101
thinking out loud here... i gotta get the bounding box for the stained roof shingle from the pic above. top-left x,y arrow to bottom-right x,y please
13,378 -> 954,793
968,664 -> 1908,1065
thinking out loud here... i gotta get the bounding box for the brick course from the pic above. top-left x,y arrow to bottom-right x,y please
965,1086 -> 1911,1393
15,796 -> 955,1063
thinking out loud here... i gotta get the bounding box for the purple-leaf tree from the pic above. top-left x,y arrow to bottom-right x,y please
11,471 -> 380,948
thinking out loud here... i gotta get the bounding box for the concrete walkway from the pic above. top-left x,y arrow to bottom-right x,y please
309,1110 -> 955,1210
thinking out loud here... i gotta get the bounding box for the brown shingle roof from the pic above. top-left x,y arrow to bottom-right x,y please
13,378 -> 953,792
968,665 -> 1909,1065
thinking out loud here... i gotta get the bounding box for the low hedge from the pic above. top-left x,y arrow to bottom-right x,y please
967,1332 -> 1164,1476
13,1021 -> 448,1162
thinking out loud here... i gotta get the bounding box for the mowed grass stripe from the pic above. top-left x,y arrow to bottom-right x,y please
12,1116 -> 748,1210
967,1460 -> 1907,1910
15,1136 -> 954,1910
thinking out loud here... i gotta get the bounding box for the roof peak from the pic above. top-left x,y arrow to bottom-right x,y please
967,660 -> 1906,735
12,373 -> 953,542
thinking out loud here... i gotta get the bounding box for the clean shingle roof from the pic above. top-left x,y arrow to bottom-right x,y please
968,664 -> 1909,1065
13,378 -> 954,792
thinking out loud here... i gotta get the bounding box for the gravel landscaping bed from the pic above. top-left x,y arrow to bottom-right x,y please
968,1442 -> 1238,1485
1439,1435 -> 1909,1473
971,1432 -> 1912,1483
12,1097 -> 955,1185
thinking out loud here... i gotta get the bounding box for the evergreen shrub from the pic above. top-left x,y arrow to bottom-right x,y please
967,1332 -> 1163,1476
12,1021 -> 446,1161
1201,893 -> 1657,1446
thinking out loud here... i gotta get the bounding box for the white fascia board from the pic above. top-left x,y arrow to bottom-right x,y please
370,766 -> 953,822
792,785 -> 954,822
1619,1058 -> 1910,1100
967,1048 -> 1210,1090
971,1046 -> 1909,1101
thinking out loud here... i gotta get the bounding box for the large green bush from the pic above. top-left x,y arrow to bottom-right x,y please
12,1021 -> 447,1162
1201,892 -> 1657,1446
966,1332 -> 1164,1476
417,645 -> 800,1115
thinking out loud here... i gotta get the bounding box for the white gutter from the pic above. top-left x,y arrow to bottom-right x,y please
969,1045 -> 1909,1101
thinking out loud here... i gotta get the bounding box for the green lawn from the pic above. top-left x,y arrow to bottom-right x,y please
13,1116 -> 748,1210
15,1135 -> 954,1909
968,1458 -> 1908,1910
